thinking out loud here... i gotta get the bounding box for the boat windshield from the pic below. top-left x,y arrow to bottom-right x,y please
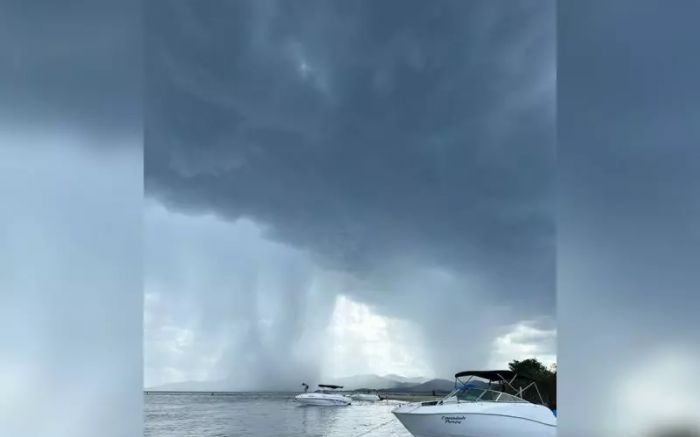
443,387 -> 528,403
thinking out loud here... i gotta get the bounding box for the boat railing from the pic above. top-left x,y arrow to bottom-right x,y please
442,387 -> 528,404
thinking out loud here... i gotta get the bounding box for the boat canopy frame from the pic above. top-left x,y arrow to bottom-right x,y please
317,384 -> 343,390
453,370 -> 546,405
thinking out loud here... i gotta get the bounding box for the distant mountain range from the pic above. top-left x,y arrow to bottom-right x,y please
326,374 -> 456,393
392,378 -> 457,393
326,374 -> 428,390
146,373 -> 458,393
383,374 -> 430,384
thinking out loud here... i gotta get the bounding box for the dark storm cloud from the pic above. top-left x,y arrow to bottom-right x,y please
145,0 -> 555,313
0,0 -> 140,138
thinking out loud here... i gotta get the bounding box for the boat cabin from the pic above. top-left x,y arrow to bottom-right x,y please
315,384 -> 344,394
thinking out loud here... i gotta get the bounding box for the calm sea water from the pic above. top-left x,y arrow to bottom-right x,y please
145,392 -> 413,437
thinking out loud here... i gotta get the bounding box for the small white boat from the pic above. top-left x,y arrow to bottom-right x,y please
349,390 -> 381,401
392,370 -> 556,437
295,383 -> 352,406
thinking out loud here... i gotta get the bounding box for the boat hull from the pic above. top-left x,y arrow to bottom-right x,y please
393,403 -> 556,437
294,393 -> 351,406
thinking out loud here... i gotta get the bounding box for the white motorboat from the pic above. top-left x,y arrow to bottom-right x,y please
392,370 -> 556,437
349,390 -> 381,401
295,383 -> 352,406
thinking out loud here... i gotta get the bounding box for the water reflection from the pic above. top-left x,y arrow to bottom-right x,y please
146,393 -> 410,437
299,403 -> 344,435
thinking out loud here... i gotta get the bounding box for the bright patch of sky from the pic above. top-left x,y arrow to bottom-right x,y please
322,295 -> 433,380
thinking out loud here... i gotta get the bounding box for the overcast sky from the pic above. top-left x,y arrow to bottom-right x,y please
144,0 -> 556,390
